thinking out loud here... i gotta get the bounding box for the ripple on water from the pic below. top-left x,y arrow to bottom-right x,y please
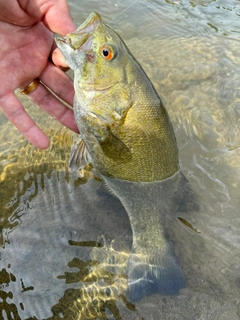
1,0 -> 240,318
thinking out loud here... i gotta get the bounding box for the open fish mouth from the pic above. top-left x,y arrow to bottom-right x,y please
55,12 -> 101,51
74,12 -> 101,38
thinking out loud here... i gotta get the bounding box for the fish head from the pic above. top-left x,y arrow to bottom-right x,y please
55,12 -> 130,109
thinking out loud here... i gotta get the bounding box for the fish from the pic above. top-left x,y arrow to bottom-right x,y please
55,12 -> 187,302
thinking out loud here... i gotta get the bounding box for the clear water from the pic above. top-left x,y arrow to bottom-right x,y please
1,0 -> 240,319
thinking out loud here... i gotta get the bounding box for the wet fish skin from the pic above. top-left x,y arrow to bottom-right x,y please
55,12 -> 185,301
104,174 -> 186,302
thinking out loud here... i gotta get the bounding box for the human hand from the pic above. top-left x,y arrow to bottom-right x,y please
0,0 -> 78,149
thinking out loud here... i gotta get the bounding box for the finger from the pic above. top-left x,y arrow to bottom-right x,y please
39,61 -> 73,106
52,48 -> 69,69
43,3 -> 76,35
24,79 -> 79,133
27,0 -> 76,36
0,93 -> 50,149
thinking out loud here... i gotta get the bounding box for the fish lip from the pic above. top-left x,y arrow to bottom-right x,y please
55,12 -> 101,51
54,33 -> 65,44
75,12 -> 101,34
55,32 -> 93,54
64,12 -> 101,50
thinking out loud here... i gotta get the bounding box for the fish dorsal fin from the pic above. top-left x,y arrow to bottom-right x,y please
69,138 -> 91,173
99,128 -> 132,162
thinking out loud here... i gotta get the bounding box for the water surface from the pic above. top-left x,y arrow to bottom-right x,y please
1,0 -> 240,319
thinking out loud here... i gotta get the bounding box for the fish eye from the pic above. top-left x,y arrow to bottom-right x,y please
101,45 -> 115,61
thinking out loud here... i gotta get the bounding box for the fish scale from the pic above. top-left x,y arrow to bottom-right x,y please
55,11 -> 187,302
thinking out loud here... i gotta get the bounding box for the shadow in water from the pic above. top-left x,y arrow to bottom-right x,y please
0,266 -> 21,319
48,241 -> 136,320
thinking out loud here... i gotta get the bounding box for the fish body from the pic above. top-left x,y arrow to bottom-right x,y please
55,12 -> 185,301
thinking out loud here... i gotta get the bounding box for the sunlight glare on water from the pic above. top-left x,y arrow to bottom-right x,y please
1,0 -> 240,319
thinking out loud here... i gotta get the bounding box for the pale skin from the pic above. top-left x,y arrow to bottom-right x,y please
0,0 -> 79,149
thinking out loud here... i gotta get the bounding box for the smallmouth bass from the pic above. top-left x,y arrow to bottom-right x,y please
55,12 -> 186,301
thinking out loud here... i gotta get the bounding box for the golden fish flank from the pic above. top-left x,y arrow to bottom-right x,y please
55,12 -> 179,182
55,12 -> 185,302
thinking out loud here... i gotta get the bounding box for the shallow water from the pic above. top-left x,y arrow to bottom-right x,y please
1,0 -> 240,319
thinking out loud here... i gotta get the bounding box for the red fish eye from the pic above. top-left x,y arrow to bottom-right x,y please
101,46 -> 114,60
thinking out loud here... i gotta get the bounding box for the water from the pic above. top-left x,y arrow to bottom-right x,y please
1,0 -> 240,319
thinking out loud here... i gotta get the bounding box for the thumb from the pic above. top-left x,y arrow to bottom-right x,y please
28,0 -> 76,35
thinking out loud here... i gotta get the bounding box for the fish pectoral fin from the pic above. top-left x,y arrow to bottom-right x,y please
99,128 -> 132,162
69,137 -> 91,172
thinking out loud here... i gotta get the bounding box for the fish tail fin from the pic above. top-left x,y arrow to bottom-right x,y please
127,249 -> 185,302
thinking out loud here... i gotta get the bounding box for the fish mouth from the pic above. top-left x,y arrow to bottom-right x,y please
75,12 -> 101,37
55,12 -> 101,51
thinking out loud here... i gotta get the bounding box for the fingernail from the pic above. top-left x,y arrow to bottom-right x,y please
59,66 -> 70,71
